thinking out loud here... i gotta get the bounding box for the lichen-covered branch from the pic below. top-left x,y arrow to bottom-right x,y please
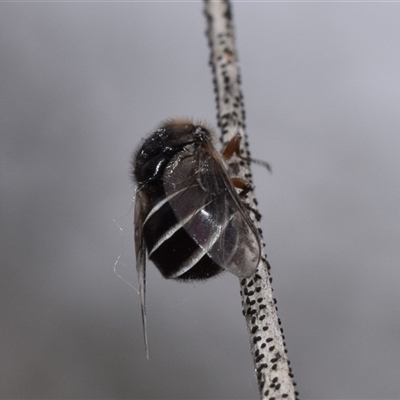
203,1 -> 298,399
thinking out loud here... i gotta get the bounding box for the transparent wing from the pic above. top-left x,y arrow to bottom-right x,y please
134,187 -> 149,359
163,142 -> 261,278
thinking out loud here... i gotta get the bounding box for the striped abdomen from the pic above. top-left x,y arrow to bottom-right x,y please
142,183 -> 223,280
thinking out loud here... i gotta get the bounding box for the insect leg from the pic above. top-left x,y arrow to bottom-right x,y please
221,133 -> 272,172
231,177 -> 261,220
221,133 -> 242,161
231,177 -> 252,197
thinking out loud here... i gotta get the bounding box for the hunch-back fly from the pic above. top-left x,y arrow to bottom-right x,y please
132,119 -> 268,357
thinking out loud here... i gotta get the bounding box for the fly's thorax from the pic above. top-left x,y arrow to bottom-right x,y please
133,120 -> 214,186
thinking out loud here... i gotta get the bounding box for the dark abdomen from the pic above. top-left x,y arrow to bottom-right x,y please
143,181 -> 223,281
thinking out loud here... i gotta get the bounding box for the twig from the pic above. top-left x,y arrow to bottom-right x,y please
203,1 -> 298,399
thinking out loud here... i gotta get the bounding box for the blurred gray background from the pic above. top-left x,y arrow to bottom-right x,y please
1,1 -> 400,399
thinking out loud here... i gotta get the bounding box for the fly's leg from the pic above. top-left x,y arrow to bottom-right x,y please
221,133 -> 272,172
231,177 -> 252,197
221,133 -> 243,161
221,135 -> 253,196
231,177 -> 261,219
223,134 -> 266,222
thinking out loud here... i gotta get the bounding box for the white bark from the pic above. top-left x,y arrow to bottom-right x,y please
203,1 -> 298,399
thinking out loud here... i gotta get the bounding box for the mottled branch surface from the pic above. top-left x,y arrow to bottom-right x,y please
204,1 -> 298,399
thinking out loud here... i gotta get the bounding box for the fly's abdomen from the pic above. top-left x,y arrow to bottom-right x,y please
143,193 -> 223,281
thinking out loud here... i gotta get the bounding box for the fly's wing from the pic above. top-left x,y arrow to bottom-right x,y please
134,187 -> 149,359
163,142 -> 261,278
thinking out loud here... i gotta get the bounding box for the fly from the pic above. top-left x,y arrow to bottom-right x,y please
132,118 -> 269,357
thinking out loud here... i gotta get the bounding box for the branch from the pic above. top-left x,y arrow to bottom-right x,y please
203,1 -> 298,399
